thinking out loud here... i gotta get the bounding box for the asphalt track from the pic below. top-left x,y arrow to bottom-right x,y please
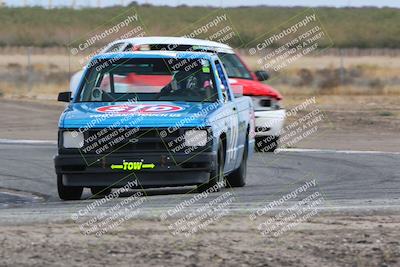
0,141 -> 399,224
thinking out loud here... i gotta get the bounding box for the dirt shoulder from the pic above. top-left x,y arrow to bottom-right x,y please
0,95 -> 399,151
281,95 -> 400,152
0,98 -> 64,140
0,214 -> 399,267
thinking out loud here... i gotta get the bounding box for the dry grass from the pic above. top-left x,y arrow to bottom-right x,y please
0,82 -> 65,100
241,55 -> 400,70
282,94 -> 400,108
0,50 -> 399,99
3,50 -> 399,77
240,54 -> 400,96
0,54 -> 82,72
276,84 -> 400,96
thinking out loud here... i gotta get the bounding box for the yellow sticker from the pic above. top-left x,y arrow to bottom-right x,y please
111,161 -> 155,171
202,67 -> 210,73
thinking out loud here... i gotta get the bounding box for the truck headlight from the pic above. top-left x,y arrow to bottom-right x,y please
184,130 -> 207,147
251,97 -> 282,110
63,131 -> 84,148
272,100 -> 282,110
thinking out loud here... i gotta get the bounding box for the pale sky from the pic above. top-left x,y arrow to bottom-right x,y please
4,0 -> 400,8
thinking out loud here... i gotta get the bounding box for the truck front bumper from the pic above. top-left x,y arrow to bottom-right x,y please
254,109 -> 286,137
54,152 -> 216,188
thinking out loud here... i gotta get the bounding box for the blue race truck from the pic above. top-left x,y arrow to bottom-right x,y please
55,51 -> 255,200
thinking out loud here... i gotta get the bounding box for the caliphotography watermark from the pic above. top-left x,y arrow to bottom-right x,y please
181,13 -> 238,45
158,98 -> 248,166
250,179 -> 325,237
256,96 -> 330,153
247,8 -> 333,78
71,180 -> 146,237
65,98 -> 153,165
68,7 -> 147,68
159,180 -> 235,237
158,9 -> 244,67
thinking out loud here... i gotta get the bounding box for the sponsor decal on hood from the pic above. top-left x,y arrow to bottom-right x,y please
96,104 -> 184,114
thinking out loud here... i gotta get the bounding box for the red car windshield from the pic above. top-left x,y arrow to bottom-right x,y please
218,53 -> 253,80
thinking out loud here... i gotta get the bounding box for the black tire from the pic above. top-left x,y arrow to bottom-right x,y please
255,136 -> 279,152
57,174 -> 83,200
197,141 -> 225,193
90,187 -> 112,197
226,137 -> 248,187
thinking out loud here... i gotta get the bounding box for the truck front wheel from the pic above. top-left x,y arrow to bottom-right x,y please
197,141 -> 225,193
57,174 -> 83,200
226,138 -> 248,187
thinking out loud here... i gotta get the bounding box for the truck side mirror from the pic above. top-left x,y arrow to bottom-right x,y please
58,92 -> 72,102
255,70 -> 269,81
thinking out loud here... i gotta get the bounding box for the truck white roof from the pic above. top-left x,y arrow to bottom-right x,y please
104,36 -> 234,53
101,50 -> 217,59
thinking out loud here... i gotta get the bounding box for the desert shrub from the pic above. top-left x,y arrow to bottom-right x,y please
315,68 -> 340,92
7,63 -> 22,70
48,63 -> 59,71
46,72 -> 70,83
296,68 -> 314,86
348,66 -> 363,78
368,78 -> 385,93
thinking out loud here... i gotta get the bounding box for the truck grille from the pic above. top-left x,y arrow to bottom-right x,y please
78,127 -> 204,155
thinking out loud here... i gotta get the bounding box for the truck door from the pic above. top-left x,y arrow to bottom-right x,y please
215,60 -> 240,172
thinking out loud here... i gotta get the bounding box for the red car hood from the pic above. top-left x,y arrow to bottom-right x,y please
98,73 -> 282,100
229,78 -> 282,100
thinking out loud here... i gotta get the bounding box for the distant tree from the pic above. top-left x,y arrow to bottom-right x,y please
128,1 -> 138,6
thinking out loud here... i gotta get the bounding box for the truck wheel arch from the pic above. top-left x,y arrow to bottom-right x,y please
219,133 -> 227,166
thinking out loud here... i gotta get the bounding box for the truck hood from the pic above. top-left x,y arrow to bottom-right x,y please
229,78 -> 282,100
61,101 -> 220,128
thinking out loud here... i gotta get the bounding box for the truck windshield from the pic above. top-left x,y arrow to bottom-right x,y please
77,57 -> 218,103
